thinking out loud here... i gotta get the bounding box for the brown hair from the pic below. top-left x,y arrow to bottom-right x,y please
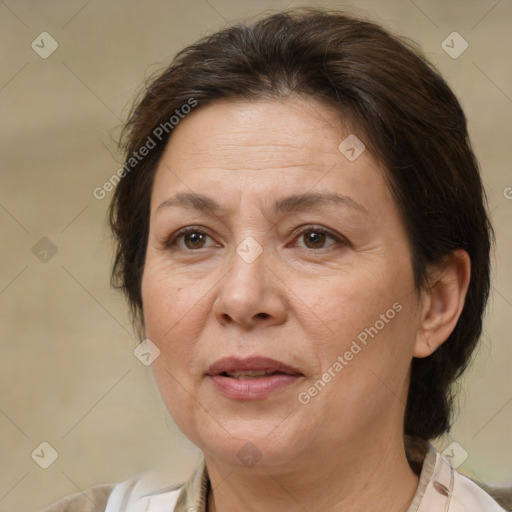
109,7 -> 494,440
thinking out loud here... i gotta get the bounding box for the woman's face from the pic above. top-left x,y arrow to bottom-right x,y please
141,96 -> 424,471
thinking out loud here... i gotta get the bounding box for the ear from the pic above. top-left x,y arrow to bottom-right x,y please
414,249 -> 471,358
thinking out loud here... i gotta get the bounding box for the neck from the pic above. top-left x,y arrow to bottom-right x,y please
205,433 -> 421,512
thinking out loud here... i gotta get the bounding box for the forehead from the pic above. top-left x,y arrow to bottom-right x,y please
161,96 -> 347,168
150,96 -> 389,216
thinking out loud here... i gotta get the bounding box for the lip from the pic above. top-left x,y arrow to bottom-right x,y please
207,356 -> 302,376
206,356 -> 304,400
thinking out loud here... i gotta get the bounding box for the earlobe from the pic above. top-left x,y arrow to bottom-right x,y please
413,249 -> 471,358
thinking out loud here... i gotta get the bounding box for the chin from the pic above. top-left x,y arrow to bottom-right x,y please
188,419 -> 306,471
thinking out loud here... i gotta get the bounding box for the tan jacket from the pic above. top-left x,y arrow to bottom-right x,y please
41,442 -> 510,511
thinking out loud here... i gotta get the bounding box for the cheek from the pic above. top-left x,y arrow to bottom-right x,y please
308,268 -> 402,333
150,355 -> 202,444
141,256 -> 193,339
141,254 -> 214,373
142,267 -> 203,428
306,262 -> 417,372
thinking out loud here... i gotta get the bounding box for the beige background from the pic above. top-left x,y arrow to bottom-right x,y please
0,1 -> 510,510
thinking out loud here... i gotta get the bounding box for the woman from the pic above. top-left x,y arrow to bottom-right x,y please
42,7 -> 509,512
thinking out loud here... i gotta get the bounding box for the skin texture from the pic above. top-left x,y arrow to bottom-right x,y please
141,96 -> 471,512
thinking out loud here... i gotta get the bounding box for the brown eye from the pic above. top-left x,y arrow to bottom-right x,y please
166,227 -> 215,251
293,226 -> 341,250
302,230 -> 327,249
183,231 -> 207,249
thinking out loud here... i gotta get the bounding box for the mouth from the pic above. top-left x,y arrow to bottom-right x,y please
206,356 -> 304,400
220,370 -> 288,379
206,356 -> 303,378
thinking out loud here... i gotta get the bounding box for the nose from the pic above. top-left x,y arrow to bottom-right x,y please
212,240 -> 287,330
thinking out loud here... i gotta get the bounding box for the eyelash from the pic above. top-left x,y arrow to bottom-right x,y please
164,225 -> 345,251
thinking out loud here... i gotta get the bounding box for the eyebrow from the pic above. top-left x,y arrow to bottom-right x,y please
156,191 -> 367,216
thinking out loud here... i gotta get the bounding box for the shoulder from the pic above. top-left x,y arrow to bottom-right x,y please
426,447 -> 509,511
407,438 -> 510,512
452,471 -> 511,512
40,483 -> 116,512
103,471 -> 184,511
40,475 -> 185,512
40,459 -> 205,512
39,469 -> 185,512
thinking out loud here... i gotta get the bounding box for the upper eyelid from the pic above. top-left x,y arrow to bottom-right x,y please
294,224 -> 339,236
